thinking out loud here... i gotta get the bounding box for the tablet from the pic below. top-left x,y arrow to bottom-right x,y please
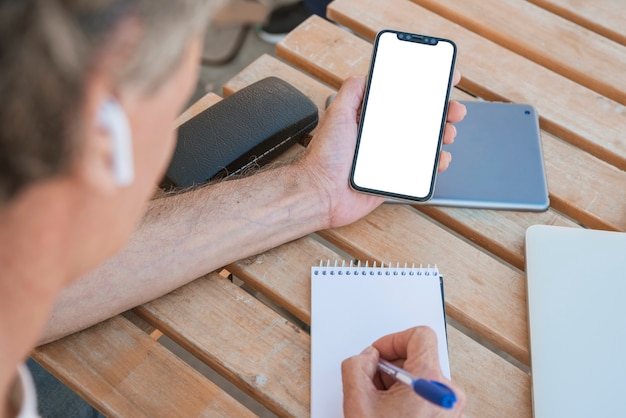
390,101 -> 549,211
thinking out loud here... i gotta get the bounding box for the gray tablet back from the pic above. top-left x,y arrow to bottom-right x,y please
391,101 -> 549,211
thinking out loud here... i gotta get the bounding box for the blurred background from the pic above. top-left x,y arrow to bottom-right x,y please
189,0 -> 325,105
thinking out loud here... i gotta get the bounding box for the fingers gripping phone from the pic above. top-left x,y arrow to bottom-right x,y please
350,30 -> 457,202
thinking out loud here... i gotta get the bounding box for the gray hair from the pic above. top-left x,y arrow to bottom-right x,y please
0,0 -> 221,203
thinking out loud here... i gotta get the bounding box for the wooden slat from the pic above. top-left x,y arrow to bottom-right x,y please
227,234 -> 339,325
416,206 -> 578,270
122,310 -> 161,339
317,2 -> 626,171
32,316 -> 253,417
447,326 -> 531,418
135,273 -> 311,418
412,0 -> 626,105
539,130 -> 626,232
176,92 -> 223,126
527,0 -> 626,46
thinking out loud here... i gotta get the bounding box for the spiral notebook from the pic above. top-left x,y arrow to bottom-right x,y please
311,262 -> 450,418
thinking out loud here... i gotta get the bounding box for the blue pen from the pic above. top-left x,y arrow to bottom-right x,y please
377,359 -> 457,409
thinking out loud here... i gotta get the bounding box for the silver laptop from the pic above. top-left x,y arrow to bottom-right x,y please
525,225 -> 626,418
390,101 -> 549,211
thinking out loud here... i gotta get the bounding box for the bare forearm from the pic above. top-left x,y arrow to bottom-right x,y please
41,162 -> 328,344
40,76 -> 385,344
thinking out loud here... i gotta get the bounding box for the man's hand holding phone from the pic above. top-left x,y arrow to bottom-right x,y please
295,67 -> 464,231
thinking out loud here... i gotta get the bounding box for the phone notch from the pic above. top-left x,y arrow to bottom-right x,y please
397,32 -> 439,45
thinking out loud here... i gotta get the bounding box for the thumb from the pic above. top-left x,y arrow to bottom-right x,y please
331,76 -> 366,115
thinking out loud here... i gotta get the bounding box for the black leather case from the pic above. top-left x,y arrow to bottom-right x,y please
165,77 -> 318,187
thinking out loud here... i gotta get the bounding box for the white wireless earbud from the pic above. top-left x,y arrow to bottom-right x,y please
98,98 -> 134,186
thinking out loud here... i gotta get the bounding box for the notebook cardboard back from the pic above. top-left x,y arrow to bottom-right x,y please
525,225 -> 626,417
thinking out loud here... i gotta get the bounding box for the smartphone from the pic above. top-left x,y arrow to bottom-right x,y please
350,30 -> 457,202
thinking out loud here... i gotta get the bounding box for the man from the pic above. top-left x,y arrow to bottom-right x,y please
0,0 -> 465,416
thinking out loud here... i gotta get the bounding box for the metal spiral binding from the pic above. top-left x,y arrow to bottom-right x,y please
312,260 -> 439,277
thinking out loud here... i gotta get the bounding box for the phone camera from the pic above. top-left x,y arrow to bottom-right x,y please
398,33 -> 404,40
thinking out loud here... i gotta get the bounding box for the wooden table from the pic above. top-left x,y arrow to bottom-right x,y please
32,0 -> 626,416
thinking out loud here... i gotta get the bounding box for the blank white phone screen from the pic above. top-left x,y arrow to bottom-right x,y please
352,32 -> 455,200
